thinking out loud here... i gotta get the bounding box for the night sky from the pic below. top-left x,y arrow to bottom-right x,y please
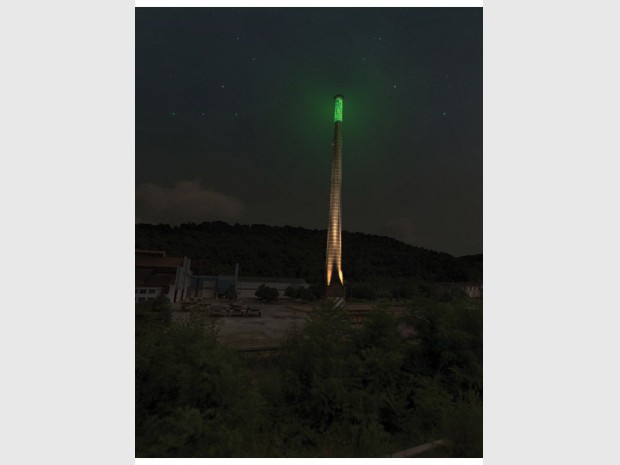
136,7 -> 482,256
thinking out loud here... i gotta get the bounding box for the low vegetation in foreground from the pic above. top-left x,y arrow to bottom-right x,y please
136,294 -> 482,457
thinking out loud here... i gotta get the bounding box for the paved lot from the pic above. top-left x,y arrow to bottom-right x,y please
171,300 -> 407,350
217,303 -> 310,348
172,301 -> 314,349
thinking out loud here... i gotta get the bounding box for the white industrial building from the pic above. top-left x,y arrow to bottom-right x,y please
136,250 -> 308,303
186,275 -> 309,300
135,250 -> 192,303
237,277 -> 308,299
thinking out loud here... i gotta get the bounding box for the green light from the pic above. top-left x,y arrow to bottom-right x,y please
334,96 -> 343,122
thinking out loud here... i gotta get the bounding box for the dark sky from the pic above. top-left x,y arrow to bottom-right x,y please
136,7 -> 482,257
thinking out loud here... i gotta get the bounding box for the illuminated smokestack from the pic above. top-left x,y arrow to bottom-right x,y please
326,95 -> 346,303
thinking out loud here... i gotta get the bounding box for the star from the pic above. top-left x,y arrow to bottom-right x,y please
442,112 -> 447,116
221,84 -> 225,88
362,57 -> 366,61
393,85 -> 397,88
171,112 -> 175,116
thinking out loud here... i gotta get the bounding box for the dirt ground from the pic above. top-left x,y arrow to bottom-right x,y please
171,300 -> 407,350
171,301 -> 314,349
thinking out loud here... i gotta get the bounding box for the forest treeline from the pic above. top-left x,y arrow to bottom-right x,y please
135,222 -> 482,286
136,295 -> 483,457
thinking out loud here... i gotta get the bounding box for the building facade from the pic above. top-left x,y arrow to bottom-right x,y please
135,250 -> 192,303
185,275 -> 308,301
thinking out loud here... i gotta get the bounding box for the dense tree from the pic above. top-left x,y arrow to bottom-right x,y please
136,299 -> 270,457
136,293 -> 483,457
135,222 -> 482,285
135,294 -> 171,334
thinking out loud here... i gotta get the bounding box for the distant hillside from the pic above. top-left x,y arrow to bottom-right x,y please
135,222 -> 482,285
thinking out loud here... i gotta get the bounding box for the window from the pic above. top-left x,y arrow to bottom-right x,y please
138,297 -> 146,302
148,289 -> 156,294
139,289 -> 147,294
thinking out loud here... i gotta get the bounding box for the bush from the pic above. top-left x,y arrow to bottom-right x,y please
136,294 -> 171,333
301,287 -> 317,302
255,284 -> 279,302
136,292 -> 483,457
285,285 -> 300,298
224,287 -> 238,300
136,304 -> 268,457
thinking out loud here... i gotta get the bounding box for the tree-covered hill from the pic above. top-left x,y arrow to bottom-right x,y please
135,222 -> 482,285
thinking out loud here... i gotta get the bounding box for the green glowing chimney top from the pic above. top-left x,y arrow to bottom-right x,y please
334,95 -> 344,122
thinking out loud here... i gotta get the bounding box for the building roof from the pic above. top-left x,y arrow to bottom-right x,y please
136,268 -> 176,288
135,249 -> 166,257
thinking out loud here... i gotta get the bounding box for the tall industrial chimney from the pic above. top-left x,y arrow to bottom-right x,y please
325,95 -> 346,305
